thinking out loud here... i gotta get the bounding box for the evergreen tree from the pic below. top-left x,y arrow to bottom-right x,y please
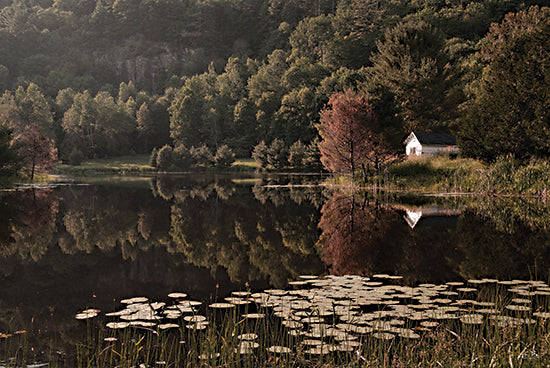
458,6 -> 550,161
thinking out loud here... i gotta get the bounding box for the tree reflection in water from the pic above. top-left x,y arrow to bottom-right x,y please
317,192 -> 399,276
1,178 -> 550,364
167,176 -> 326,288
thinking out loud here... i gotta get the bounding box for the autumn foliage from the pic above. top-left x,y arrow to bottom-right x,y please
16,123 -> 58,180
317,193 -> 382,275
318,89 -> 381,173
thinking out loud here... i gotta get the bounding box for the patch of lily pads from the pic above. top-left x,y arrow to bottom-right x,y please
75,275 -> 550,358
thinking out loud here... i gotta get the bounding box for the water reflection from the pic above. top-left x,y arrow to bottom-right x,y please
1,179 -> 549,286
1,176 -> 550,364
401,206 -> 460,229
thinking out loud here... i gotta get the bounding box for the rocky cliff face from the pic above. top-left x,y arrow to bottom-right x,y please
93,41 -> 195,90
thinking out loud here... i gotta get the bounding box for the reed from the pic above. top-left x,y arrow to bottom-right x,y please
3,276 -> 549,367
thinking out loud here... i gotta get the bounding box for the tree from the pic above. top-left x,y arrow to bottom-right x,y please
149,147 -> 159,167
136,102 -> 154,152
458,6 -> 550,161
190,144 -> 214,167
16,123 -> 57,180
288,140 -> 307,168
289,15 -> 337,66
367,20 -> 462,132
156,145 -> 173,171
252,140 -> 268,169
318,89 -> 378,174
267,138 -> 287,169
169,68 -> 217,149
214,144 -> 236,168
0,125 -> 18,176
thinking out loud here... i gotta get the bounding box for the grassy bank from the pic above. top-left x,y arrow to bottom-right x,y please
366,155 -> 550,197
55,155 -> 258,175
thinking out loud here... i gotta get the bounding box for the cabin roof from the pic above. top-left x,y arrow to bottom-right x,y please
404,132 -> 457,146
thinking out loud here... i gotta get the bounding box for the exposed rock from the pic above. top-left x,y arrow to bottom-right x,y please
92,39 -> 195,90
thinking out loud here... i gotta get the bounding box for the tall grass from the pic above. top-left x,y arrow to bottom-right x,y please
2,289 -> 549,367
3,278 -> 537,367
384,155 -> 550,196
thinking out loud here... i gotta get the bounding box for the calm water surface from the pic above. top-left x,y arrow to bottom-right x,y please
1,174 -> 549,361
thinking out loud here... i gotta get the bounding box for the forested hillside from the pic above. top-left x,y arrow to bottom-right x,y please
0,0 -> 548,176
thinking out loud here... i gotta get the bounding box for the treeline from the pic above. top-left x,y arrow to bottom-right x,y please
0,0 -> 549,177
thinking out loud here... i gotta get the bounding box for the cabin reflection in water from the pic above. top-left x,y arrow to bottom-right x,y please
402,206 -> 460,229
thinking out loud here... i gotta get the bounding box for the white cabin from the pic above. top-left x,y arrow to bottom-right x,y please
404,132 -> 459,156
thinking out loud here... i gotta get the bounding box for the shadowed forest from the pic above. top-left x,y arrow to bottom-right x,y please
0,0 -> 549,178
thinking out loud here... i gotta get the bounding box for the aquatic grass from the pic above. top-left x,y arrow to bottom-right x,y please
5,276 -> 550,367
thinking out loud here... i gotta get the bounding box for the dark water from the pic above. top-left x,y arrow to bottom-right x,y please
1,174 -> 549,362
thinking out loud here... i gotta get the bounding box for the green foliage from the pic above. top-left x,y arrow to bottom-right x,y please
173,144 -> 193,170
303,137 -> 323,171
190,144 -> 214,167
386,154 -> 550,197
458,6 -> 550,161
0,0 -> 548,167
267,138 -> 287,170
156,145 -> 173,171
367,20 -> 462,133
288,140 -> 307,167
68,147 -> 85,166
0,125 -> 18,176
252,140 -> 268,169
149,147 -> 158,167
214,144 -> 235,168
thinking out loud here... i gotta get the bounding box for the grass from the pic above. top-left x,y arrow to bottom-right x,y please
55,155 -> 259,176
4,276 -> 549,367
55,154 -> 155,175
359,155 -> 550,197
384,155 -> 485,193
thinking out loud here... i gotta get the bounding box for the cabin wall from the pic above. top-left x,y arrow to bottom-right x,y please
405,138 -> 422,155
405,142 -> 460,156
422,145 -> 460,155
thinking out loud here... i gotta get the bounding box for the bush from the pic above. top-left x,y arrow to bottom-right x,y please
267,138 -> 287,169
173,145 -> 193,169
303,138 -> 322,171
252,141 -> 268,169
156,145 -> 173,171
149,147 -> 159,167
214,145 -> 236,168
190,144 -> 214,167
288,140 -> 306,168
68,147 -> 85,166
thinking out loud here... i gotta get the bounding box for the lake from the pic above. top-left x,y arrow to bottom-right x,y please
1,174 -> 549,365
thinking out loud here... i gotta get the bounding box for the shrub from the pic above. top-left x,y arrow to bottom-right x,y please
214,145 -> 236,168
149,147 -> 159,167
303,137 -> 323,171
190,144 -> 214,167
252,141 -> 268,169
267,138 -> 287,169
156,145 -> 173,171
288,140 -> 307,168
68,147 -> 85,166
173,145 -> 193,169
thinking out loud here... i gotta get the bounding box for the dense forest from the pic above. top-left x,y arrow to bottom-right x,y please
0,0 -> 548,176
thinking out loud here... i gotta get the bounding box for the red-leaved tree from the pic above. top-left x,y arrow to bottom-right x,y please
318,89 -> 394,174
16,123 -> 58,180
318,89 -> 375,174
